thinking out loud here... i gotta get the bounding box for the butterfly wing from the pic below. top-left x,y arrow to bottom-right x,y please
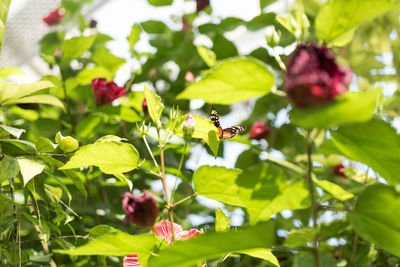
221,126 -> 246,139
210,108 -> 220,128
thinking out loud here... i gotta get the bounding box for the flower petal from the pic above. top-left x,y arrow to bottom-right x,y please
123,254 -> 142,267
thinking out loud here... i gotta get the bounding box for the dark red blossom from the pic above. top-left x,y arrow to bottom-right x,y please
333,163 -> 347,178
250,120 -> 271,140
91,78 -> 127,105
121,191 -> 159,227
42,8 -> 65,26
197,0 -> 210,11
284,44 -> 352,107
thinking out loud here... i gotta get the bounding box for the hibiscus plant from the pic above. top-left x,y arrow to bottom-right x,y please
1,0 -> 400,266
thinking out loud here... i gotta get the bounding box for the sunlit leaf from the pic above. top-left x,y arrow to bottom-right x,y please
177,57 -> 274,104
17,157 -> 46,186
0,125 -> 26,139
215,208 -> 230,232
239,248 -> 280,267
148,223 -> 275,267
350,184 -> 400,257
290,90 -> 379,128
144,86 -> 164,127
315,0 -> 400,46
330,119 -> 400,184
59,140 -> 140,175
314,178 -> 354,201
62,35 -> 96,60
193,165 -> 244,207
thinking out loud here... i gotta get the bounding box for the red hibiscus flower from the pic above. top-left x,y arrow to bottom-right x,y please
123,254 -> 142,267
284,43 -> 352,107
91,78 -> 127,105
42,8 -> 65,26
250,120 -> 271,140
333,163 -> 347,178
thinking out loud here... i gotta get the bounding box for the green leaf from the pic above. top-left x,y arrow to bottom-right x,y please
62,35 -> 96,60
76,66 -> 112,85
76,115 -> 103,139
175,114 -> 219,157
193,165 -> 244,207
215,208 -> 230,232
314,178 -> 354,201
89,225 -> 117,239
5,94 -> 65,109
330,119 -> 400,184
147,0 -> 173,7
17,157 -> 46,186
127,24 -> 141,54
0,139 -> 36,154
0,155 -> 20,183
35,137 -> 56,153
239,248 -> 280,267
285,228 -> 316,248
290,90 -> 379,128
0,125 -> 26,139
141,20 -> 168,34
59,136 -> 79,153
315,0 -> 400,46
148,223 -> 275,267
197,46 -> 216,67
260,0 -> 276,10
237,164 -> 310,224
92,46 -> 126,74
177,57 -> 274,104
350,184 -> 400,257
0,67 -> 24,77
0,0 -> 11,56
54,232 -> 156,261
144,86 -> 164,127
59,140 -> 140,175
0,79 -> 54,104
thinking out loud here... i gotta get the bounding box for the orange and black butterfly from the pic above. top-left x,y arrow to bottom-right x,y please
210,108 -> 246,139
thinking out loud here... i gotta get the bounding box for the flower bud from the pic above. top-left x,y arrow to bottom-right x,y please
333,163 -> 347,178
149,68 -> 157,76
185,72 -> 195,83
284,44 -> 352,107
142,99 -> 148,115
250,120 -> 271,140
265,27 -> 280,47
183,113 -> 195,138
121,191 -> 159,227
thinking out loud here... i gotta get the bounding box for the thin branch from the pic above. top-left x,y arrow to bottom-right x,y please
306,130 -> 320,267
171,193 -> 197,209
349,234 -> 359,267
143,136 -> 161,173
139,166 -> 161,178
159,146 -> 176,242
171,139 -> 189,202
45,188 -> 82,219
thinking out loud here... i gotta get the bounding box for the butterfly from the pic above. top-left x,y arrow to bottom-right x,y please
210,108 -> 246,139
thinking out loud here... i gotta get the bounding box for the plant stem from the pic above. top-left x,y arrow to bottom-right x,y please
139,166 -> 161,178
159,146 -> 176,242
60,71 -> 75,134
143,136 -> 161,174
171,193 -> 197,209
45,188 -> 82,219
306,130 -> 320,267
349,234 -> 359,267
171,139 -> 188,202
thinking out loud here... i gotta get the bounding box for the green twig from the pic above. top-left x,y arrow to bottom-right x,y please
171,139 -> 189,202
306,130 -> 320,267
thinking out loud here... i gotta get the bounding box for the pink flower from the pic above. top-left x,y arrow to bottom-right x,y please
123,221 -> 201,266
284,44 -> 352,107
250,120 -> 271,140
182,113 -> 195,137
333,163 -> 347,178
185,72 -> 195,83
123,254 -> 142,267
149,68 -> 157,76
91,78 -> 127,105
42,8 -> 65,26
121,191 -> 159,227
151,220 -> 202,244
142,99 -> 148,115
